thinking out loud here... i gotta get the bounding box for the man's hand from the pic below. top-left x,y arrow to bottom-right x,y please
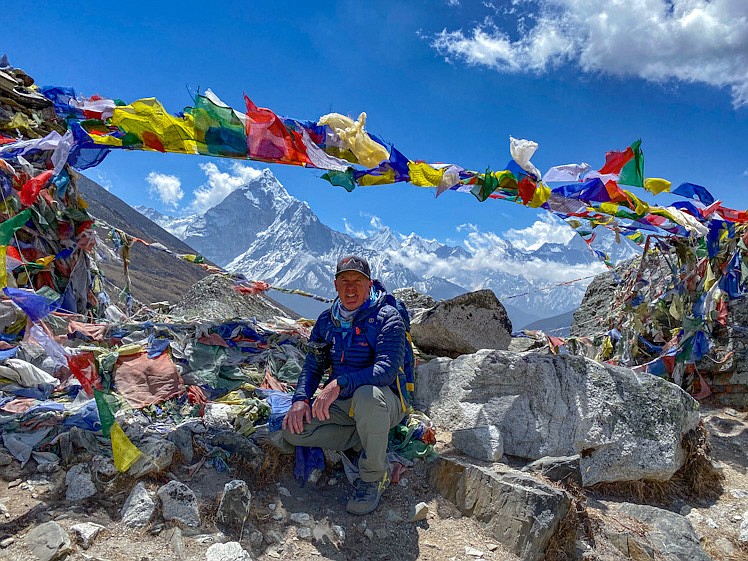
283,401 -> 312,434
312,378 -> 341,421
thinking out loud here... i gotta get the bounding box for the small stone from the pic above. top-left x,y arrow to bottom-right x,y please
290,512 -> 313,527
278,486 -> 291,497
71,522 -> 105,550
410,502 -> 429,522
0,537 -> 14,548
374,528 -> 389,539
268,503 -> 276,511
272,512 -> 285,521
267,550 -> 281,559
364,529 -> 374,540
8,479 -> 22,488
679,505 -> 691,516
216,479 -> 251,529
297,527 -> 312,540
327,478 -> 337,486
705,516 -> 718,529
730,489 -> 748,499
398,477 -> 409,487
386,509 -> 404,523
465,546 -> 484,557
65,464 -> 97,501
248,530 -> 263,548
121,482 -> 155,529
23,521 -> 72,561
732,514 -> 742,522
739,513 -> 748,543
487,544 -> 499,551
157,480 -> 200,528
332,525 -> 345,542
205,541 -> 252,561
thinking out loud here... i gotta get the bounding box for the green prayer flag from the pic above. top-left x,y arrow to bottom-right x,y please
321,169 -> 356,192
0,210 -> 32,245
619,139 -> 644,188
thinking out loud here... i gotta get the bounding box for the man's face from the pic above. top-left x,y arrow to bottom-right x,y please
334,271 -> 372,310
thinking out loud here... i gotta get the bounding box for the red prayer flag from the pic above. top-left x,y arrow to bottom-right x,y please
517,177 -> 536,205
20,170 -> 53,207
244,95 -> 311,166
599,146 -> 634,175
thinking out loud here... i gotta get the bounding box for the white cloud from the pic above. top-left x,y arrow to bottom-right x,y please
145,172 -> 183,208
91,170 -> 113,191
430,0 -> 748,107
446,0 -> 461,6
189,162 -> 263,214
504,213 -> 575,251
383,218 -> 603,288
343,218 -> 367,238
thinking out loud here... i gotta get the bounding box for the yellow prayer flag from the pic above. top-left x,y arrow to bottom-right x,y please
529,182 -> 551,208
0,246 -> 6,290
111,421 -> 142,472
643,178 -> 672,195
598,202 -> 620,215
408,162 -> 446,187
111,98 -> 200,155
358,169 -> 395,186
35,255 -> 55,267
704,263 -> 717,291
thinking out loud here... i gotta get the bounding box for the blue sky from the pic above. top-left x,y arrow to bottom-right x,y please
4,0 -> 747,250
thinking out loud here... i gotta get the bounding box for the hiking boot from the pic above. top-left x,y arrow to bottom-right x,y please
346,473 -> 390,515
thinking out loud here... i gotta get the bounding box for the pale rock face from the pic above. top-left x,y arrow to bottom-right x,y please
417,350 -> 700,486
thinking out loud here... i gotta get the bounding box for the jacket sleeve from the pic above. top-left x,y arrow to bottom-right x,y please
338,305 -> 405,399
292,314 -> 327,403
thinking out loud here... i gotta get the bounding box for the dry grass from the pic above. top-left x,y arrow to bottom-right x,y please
589,422 -> 723,505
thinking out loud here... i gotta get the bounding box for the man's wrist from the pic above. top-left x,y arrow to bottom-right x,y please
336,375 -> 348,388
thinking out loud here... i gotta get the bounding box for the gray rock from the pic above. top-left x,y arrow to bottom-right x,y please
23,521 -> 71,561
451,425 -> 504,462
0,537 -> 14,548
297,527 -> 312,540
416,350 -> 700,485
508,336 -> 547,353
430,456 -> 572,561
289,512 -> 313,527
410,290 -> 512,357
167,425 -> 194,464
392,287 -> 436,314
739,511 -> 748,543
210,431 -> 264,472
217,480 -> 251,529
0,449 -> 12,466
163,526 -> 185,560
65,463 -> 97,501
617,502 -> 711,561
121,482 -> 155,528
70,522 -> 104,550
157,480 -> 201,528
521,455 -> 582,486
127,438 -> 176,478
205,542 -> 252,561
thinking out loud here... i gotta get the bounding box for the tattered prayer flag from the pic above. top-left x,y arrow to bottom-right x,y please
408,162 -> 445,187
110,421 -> 142,472
643,177 -> 671,195
245,95 -> 311,166
0,211 -> 31,245
599,145 -> 634,175
111,98 -> 199,154
3,286 -> 60,322
20,170 -> 53,207
618,140 -> 644,188
672,182 -> 715,206
321,169 -> 356,192
94,389 -> 118,437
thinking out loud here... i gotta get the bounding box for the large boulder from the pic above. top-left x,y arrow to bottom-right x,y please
410,290 -> 511,358
430,457 -> 571,561
416,350 -> 700,486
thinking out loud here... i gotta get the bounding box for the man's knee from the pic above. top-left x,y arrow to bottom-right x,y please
352,384 -> 386,404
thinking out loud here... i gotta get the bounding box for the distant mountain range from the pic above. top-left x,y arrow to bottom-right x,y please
137,169 -> 640,327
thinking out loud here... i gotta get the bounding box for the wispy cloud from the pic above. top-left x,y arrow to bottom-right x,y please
146,172 -> 183,208
429,0 -> 748,107
189,162 -> 264,214
91,170 -> 113,191
343,218 -> 367,239
445,0 -> 461,6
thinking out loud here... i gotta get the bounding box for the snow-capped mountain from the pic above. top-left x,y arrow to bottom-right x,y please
139,168 -> 638,327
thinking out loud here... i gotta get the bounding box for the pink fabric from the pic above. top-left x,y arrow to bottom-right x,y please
114,352 -> 184,408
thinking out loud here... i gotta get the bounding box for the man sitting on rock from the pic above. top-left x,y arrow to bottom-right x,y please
282,255 -> 407,515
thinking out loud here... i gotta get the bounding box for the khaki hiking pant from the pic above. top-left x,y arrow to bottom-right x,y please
282,385 -> 405,482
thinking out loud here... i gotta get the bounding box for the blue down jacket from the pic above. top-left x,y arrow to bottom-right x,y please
293,280 -> 406,408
